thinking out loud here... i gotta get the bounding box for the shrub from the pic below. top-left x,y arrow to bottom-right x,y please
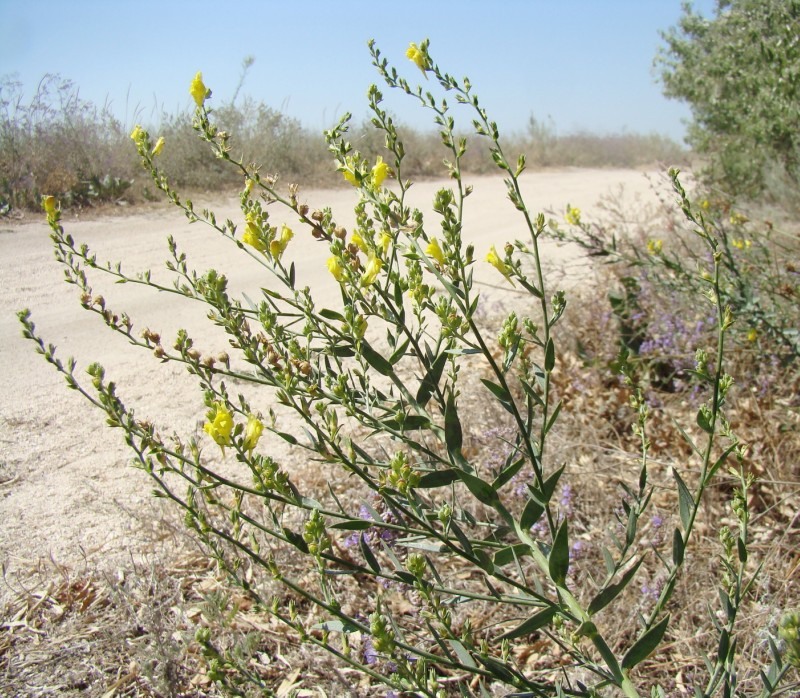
21,41 -> 799,696
0,74 -> 137,212
656,0 -> 800,203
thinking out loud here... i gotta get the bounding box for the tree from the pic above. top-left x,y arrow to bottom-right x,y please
657,0 -> 800,200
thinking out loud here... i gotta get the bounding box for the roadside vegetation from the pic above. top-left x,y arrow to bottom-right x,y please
2,2 -> 798,696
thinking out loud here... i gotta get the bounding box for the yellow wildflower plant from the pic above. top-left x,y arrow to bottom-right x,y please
647,239 -> 663,255
190,72 -> 211,108
341,156 -> 360,186
242,221 -> 267,252
204,402 -> 234,448
130,124 -> 145,143
747,328 -> 759,342
42,195 -> 58,216
351,231 -> 369,253
731,238 -> 752,250
379,232 -> 392,256
327,256 -> 345,282
361,254 -> 383,286
426,237 -> 445,265
151,137 -> 165,156
486,245 -> 514,285
242,414 -> 264,454
371,156 -> 391,189
406,41 -> 431,75
565,206 -> 581,226
270,224 -> 294,260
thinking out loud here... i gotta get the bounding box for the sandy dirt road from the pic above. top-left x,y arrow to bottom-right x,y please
0,168 -> 669,580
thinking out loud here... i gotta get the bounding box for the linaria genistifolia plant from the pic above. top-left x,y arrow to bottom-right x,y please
21,40 -> 799,696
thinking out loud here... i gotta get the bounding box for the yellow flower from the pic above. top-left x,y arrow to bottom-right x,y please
361,254 -> 382,286
426,237 -> 445,265
729,212 -> 748,225
747,328 -> 758,342
351,231 -> 369,253
130,124 -> 145,144
242,221 -> 266,252
486,245 -> 514,285
42,195 -> 57,215
371,156 -> 390,189
731,238 -> 752,250
565,206 -> 581,226
270,224 -> 294,259
243,178 -> 254,197
701,199 -> 711,210
327,256 -> 345,282
341,156 -> 359,186
203,402 -> 233,448
151,136 -> 165,156
647,239 -> 663,255
406,42 -> 430,74
242,414 -> 264,454
379,232 -> 392,256
190,72 -> 210,108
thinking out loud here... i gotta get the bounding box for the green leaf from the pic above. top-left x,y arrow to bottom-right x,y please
416,352 -> 447,408
492,456 -> 525,491
673,469 -> 693,530
672,528 -> 685,565
381,414 -> 431,432
359,532 -> 381,573
544,337 -> 555,372
331,344 -> 355,358
276,431 -> 298,445
520,379 -> 545,408
288,262 -> 296,288
444,391 -> 463,463
493,543 -> 532,567
480,377 -> 513,406
588,558 -> 644,615
389,338 -> 411,365
520,497 -> 545,530
543,399 -> 562,436
449,639 -> 477,668
621,614 -> 670,669
417,469 -> 460,488
360,341 -> 394,376
312,619 -> 360,633
696,406 -> 713,434
548,519 -> 570,587
459,470 -> 501,508
319,308 -> 345,322
449,520 -> 474,556
283,527 -> 309,553
499,606 -> 557,640
330,520 -> 373,531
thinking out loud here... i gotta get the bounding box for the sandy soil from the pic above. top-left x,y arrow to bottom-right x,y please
0,168 -> 668,583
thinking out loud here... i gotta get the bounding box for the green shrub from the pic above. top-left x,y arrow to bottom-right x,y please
657,0 -> 800,203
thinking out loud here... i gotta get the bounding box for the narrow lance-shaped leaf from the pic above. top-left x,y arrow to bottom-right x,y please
548,519 -> 570,587
499,606 -> 557,640
621,614 -> 670,669
588,557 -> 645,615
673,469 -> 694,530
360,341 -> 394,376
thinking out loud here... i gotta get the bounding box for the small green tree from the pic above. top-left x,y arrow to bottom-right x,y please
657,0 -> 800,200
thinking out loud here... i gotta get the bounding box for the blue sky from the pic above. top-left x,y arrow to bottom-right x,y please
1,0 -> 716,141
